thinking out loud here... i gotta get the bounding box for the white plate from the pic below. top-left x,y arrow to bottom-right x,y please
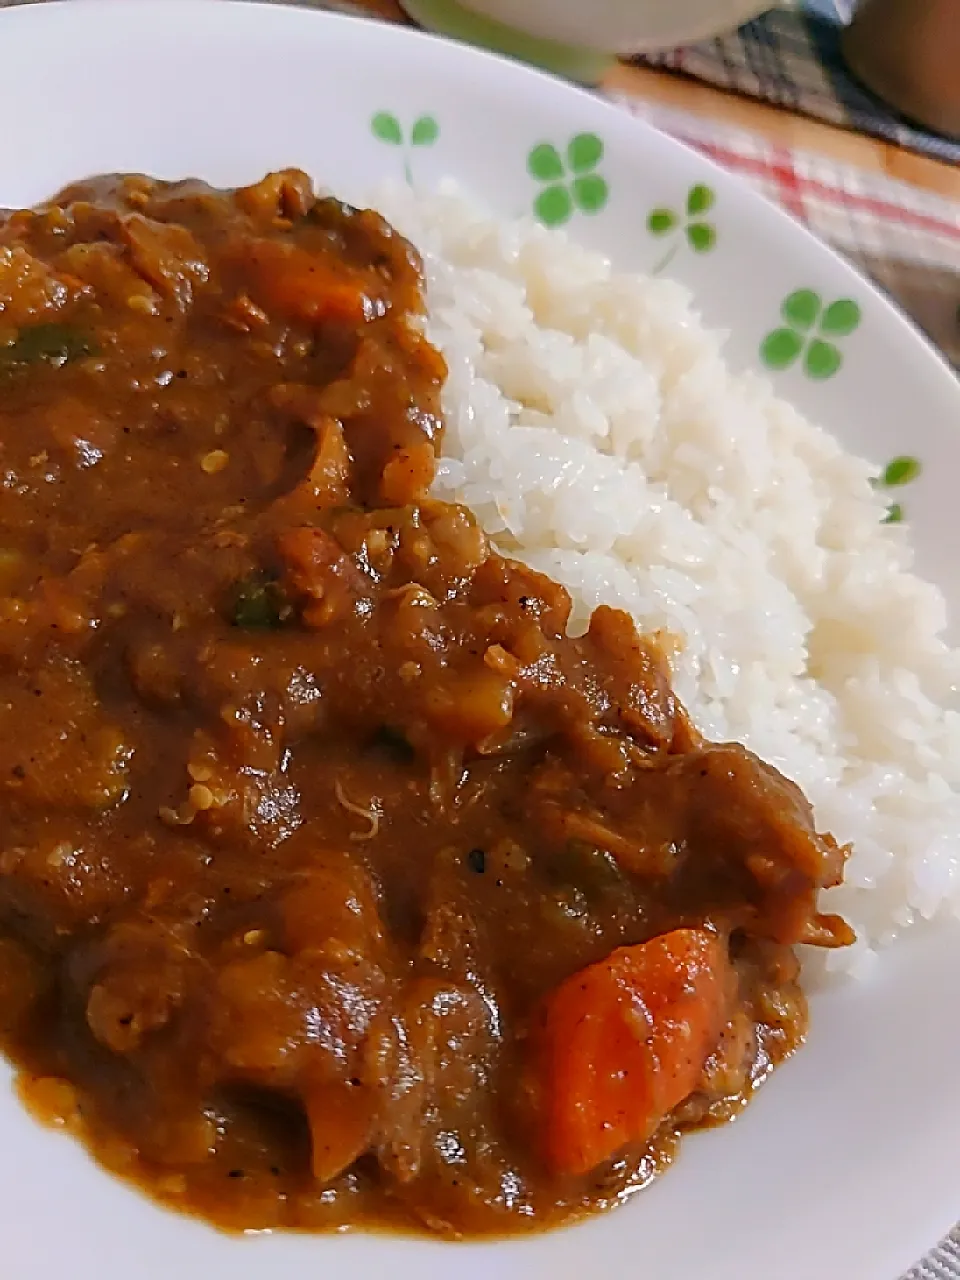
1,3 -> 959,1278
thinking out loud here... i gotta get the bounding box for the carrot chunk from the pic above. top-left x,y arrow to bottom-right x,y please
538,928 -> 730,1175
276,526 -> 369,628
235,236 -> 374,326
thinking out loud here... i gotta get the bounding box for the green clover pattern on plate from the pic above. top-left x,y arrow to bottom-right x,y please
760,290 -> 861,381
874,455 -> 921,524
370,111 -> 440,185
527,133 -> 609,227
646,184 -> 717,274
366,113 -> 871,401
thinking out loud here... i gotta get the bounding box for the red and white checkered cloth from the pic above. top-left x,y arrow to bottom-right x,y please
632,2 -> 960,166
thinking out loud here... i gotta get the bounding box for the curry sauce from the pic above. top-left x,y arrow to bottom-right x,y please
0,171 -> 851,1236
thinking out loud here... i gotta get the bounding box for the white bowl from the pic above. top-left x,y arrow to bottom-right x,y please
437,0 -> 768,51
399,0 -> 769,79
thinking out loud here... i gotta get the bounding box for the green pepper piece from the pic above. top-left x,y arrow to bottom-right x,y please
0,322 -> 97,370
231,576 -> 287,630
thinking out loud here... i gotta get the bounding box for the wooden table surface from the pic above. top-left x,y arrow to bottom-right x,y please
356,0 -> 960,200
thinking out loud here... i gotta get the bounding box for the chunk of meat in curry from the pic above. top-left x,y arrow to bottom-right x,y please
0,170 -> 852,1237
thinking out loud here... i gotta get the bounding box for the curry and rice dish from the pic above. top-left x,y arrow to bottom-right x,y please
0,169 -> 854,1237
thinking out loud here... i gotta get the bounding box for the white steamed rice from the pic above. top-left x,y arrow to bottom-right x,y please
373,180 -> 960,979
